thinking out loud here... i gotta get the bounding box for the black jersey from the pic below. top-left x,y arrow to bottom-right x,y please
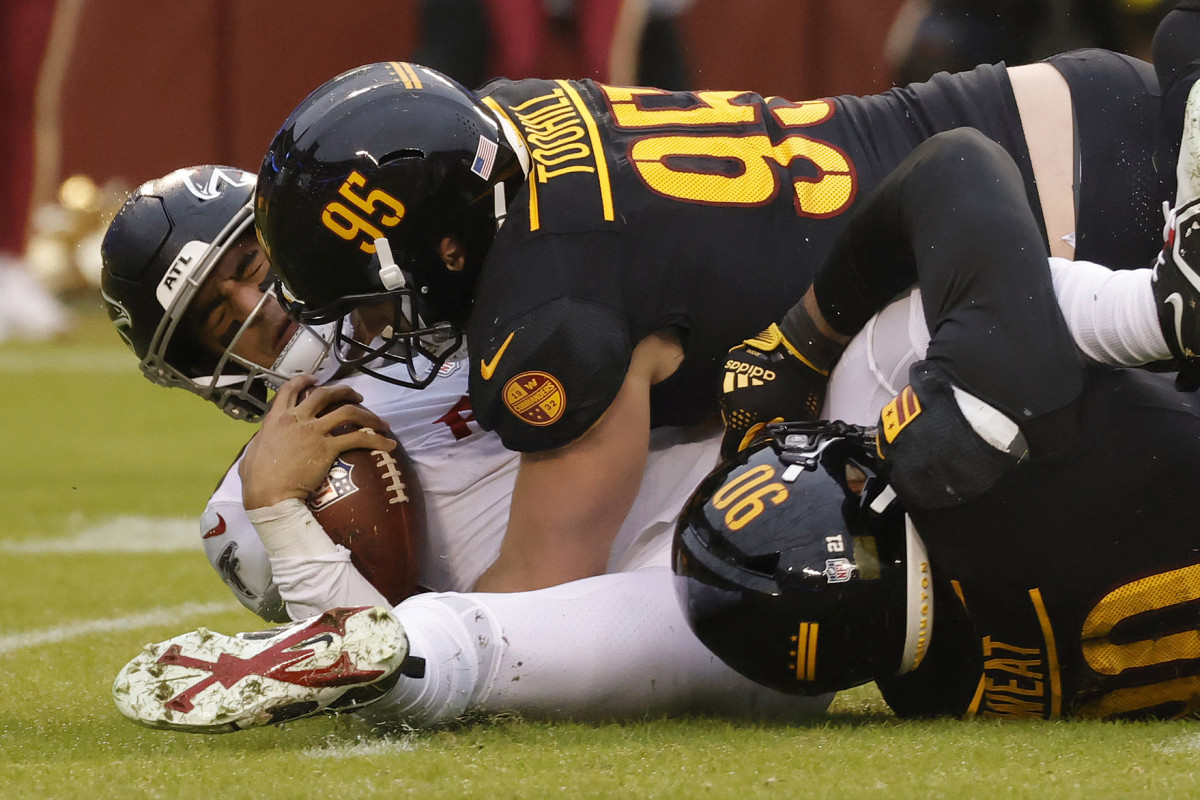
879,367 -> 1200,720
466,65 -> 1149,452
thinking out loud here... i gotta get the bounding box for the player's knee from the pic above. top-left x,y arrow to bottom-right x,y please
876,360 -> 1028,510
915,128 -> 1016,187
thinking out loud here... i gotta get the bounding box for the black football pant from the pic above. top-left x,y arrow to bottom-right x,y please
813,127 -> 1083,458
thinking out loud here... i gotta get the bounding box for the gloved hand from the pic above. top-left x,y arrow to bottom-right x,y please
719,323 -> 829,458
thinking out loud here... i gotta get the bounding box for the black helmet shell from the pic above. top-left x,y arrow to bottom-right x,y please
257,62 -> 519,327
674,422 -> 933,695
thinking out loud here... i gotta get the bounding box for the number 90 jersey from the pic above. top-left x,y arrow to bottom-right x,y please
468,67 -> 1046,452
878,367 -> 1200,721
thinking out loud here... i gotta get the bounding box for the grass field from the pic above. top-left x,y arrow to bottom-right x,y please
4,302 -> 1200,799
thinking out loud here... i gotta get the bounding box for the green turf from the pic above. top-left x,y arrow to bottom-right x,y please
3,302 -> 1199,799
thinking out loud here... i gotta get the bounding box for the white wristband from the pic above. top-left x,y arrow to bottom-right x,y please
245,498 -> 339,560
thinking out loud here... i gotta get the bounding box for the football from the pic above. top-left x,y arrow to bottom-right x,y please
306,421 -> 425,605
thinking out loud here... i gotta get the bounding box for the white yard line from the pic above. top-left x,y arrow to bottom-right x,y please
0,600 -> 238,656
1,516 -> 199,554
301,736 -> 421,759
0,350 -> 133,373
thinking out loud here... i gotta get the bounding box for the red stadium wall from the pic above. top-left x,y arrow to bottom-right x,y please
32,0 -> 904,219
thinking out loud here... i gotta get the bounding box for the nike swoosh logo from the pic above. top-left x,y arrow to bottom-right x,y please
480,331 -> 515,381
202,513 -> 227,539
1167,292 -> 1189,357
299,633 -> 335,650
1177,217 -> 1200,290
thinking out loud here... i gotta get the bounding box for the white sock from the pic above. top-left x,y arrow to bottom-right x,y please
363,568 -> 830,727
1048,257 -> 1170,365
358,593 -> 500,728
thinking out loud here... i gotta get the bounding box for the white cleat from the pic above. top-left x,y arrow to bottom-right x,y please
1153,81 -> 1200,379
112,606 -> 407,733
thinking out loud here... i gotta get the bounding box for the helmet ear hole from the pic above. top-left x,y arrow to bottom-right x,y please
742,551 -> 781,577
380,148 -> 425,164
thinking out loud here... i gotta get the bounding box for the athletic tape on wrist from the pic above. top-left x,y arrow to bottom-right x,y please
246,498 -> 340,559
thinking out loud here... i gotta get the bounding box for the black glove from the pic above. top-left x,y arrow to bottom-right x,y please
719,323 -> 829,458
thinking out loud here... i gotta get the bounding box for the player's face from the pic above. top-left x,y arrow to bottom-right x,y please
348,299 -> 396,345
184,233 -> 296,369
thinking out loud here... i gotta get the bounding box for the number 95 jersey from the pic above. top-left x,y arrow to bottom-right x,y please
468,68 -> 1046,452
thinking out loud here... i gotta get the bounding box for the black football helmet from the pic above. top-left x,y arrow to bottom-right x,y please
256,61 -> 523,389
100,165 -> 339,421
673,421 -> 934,696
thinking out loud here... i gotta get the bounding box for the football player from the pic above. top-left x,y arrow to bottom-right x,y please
675,84 -> 1200,720
253,8 -> 1200,593
100,165 -> 830,730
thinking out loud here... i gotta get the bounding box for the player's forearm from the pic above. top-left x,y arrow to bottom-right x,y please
475,341 -> 661,591
244,498 -> 388,620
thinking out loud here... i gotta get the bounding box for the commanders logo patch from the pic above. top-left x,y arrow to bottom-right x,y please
880,384 -> 922,444
307,458 -> 359,510
503,371 -> 566,426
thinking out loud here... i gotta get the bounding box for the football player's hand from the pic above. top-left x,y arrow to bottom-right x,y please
240,376 -> 396,510
719,324 -> 829,458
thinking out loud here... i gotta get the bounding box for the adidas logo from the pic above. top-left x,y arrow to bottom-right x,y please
722,360 -> 775,392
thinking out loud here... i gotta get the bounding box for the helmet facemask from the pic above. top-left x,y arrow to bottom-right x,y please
272,190 -> 500,389
275,254 -> 465,390
137,204 -> 340,421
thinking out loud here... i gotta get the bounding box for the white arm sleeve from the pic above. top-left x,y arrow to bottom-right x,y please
201,459 -> 289,623
201,451 -> 386,623
245,499 -> 389,620
1047,257 -> 1168,366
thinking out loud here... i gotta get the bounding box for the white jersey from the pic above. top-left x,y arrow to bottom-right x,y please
201,356 -> 723,621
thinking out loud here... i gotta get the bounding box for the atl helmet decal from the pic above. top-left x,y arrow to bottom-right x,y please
154,240 -> 209,311
308,457 -> 359,511
503,371 -> 567,426
183,167 -> 255,201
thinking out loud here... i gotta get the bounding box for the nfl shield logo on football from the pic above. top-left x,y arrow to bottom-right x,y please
308,457 -> 360,511
825,558 -> 855,584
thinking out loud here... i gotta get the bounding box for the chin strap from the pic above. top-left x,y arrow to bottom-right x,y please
494,184 -> 508,229
375,237 -> 407,290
